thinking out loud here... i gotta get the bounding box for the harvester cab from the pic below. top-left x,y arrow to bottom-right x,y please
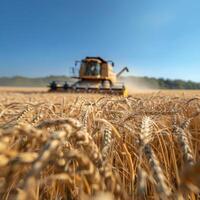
75,57 -> 117,85
49,57 -> 129,96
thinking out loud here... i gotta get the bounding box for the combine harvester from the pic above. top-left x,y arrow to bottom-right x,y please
49,57 -> 129,96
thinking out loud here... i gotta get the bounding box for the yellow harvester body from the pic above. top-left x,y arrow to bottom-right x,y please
49,57 -> 129,96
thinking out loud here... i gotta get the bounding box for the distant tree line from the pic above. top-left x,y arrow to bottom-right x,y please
145,77 -> 200,89
0,75 -> 200,89
157,78 -> 200,89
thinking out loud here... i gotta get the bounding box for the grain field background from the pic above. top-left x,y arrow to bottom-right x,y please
0,88 -> 200,199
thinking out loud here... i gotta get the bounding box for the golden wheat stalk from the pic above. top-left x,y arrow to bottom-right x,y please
173,118 -> 194,166
17,126 -> 72,200
101,125 -> 112,161
140,116 -> 171,199
65,149 -> 103,193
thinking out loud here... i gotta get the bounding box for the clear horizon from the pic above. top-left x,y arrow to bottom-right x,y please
1,0 -> 200,81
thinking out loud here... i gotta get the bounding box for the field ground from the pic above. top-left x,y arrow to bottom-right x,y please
1,86 -> 200,96
0,87 -> 200,199
0,86 -> 48,93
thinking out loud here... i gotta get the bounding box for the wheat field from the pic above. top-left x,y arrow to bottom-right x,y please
0,88 -> 200,200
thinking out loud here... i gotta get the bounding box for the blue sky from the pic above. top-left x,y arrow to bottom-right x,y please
1,0 -> 200,81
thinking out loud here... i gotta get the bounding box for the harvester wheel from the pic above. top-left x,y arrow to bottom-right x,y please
50,81 -> 57,91
102,80 -> 111,88
63,82 -> 69,90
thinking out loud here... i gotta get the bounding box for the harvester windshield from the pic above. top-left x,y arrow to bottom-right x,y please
84,61 -> 101,76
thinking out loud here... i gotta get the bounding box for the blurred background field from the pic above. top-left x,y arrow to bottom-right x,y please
1,86 -> 200,97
